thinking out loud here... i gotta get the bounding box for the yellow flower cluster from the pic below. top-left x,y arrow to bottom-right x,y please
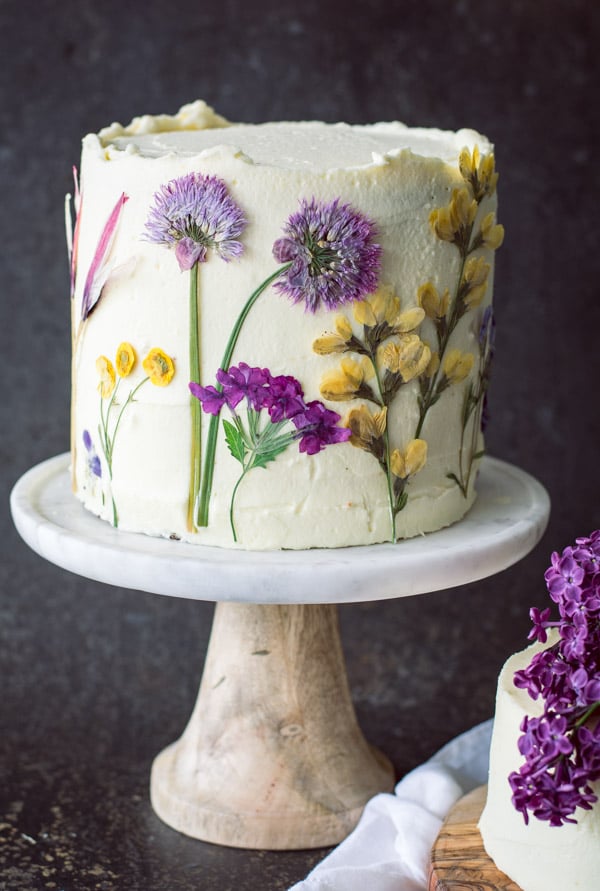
461,256 -> 491,309
418,282 -> 450,321
442,349 -> 474,385
344,404 -> 387,454
429,187 -> 478,247
320,356 -> 374,402
390,439 -> 428,480
458,146 -> 499,202
353,285 -> 425,334
380,335 -> 431,383
96,342 -> 175,396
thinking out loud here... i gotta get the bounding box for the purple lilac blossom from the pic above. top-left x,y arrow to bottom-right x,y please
144,173 -> 246,271
509,529 -> 600,826
272,197 -> 382,313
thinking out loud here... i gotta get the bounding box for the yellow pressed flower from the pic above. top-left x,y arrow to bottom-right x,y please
430,188 -> 478,245
459,146 -> 499,200
96,355 -> 116,398
443,349 -> 474,384
479,212 -> 505,250
353,299 -> 378,327
345,405 -> 387,452
390,439 -> 428,479
381,335 -> 431,383
142,348 -> 175,387
462,256 -> 490,309
320,356 -> 373,402
418,282 -> 450,320
312,315 -> 354,355
115,342 -> 136,378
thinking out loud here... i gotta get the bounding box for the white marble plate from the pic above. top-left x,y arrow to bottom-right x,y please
10,453 -> 550,604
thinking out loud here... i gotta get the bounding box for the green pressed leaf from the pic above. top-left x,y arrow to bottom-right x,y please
472,449 -> 486,460
251,437 -> 293,470
223,419 -> 246,464
394,491 -> 408,514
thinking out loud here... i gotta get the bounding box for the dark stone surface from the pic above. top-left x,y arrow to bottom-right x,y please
1,0 -> 599,888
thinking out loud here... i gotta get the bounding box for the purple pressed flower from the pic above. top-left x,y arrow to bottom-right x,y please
144,173 -> 246,271
291,400 -> 352,455
265,375 -> 305,423
272,197 -> 381,312
189,382 -> 225,416
81,192 -> 129,321
216,363 -> 271,412
82,430 -> 102,478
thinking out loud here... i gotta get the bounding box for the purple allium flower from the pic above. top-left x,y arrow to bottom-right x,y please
291,400 -> 352,455
509,529 -> 600,826
272,197 -> 381,312
82,430 -> 102,478
144,173 -> 246,271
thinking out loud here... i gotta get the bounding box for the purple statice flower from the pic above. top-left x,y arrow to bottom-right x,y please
82,430 -> 102,478
144,173 -> 246,271
509,529 -> 600,826
291,400 -> 352,455
272,197 -> 381,312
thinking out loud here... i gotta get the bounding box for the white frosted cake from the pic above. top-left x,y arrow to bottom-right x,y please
479,637 -> 600,890
68,100 -> 502,549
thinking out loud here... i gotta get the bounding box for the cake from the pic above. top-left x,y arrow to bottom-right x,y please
68,100 -> 502,549
479,532 -> 600,891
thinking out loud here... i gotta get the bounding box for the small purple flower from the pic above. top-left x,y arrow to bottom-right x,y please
527,606 -> 554,643
291,400 -> 352,455
144,173 -> 246,271
545,552 -> 585,601
273,197 -> 381,312
188,383 -> 225,416
216,363 -> 271,411
265,375 -> 305,423
83,430 -> 102,478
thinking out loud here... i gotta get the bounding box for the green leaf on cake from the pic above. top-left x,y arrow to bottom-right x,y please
223,419 -> 247,464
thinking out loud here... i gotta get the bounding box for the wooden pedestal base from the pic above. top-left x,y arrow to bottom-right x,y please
150,602 -> 395,850
429,785 -> 521,890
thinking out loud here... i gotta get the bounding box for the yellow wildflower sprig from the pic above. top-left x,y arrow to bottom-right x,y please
415,145 -> 503,439
390,439 -> 428,514
314,285 -> 433,541
448,309 -> 495,498
96,343 -> 175,526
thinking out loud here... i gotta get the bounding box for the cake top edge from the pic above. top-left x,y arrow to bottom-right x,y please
89,99 -> 493,173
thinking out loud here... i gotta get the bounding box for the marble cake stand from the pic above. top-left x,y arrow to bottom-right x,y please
11,453 -> 549,850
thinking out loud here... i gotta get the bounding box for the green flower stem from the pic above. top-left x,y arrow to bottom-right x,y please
196,263 -> 291,528
188,263 -> 202,532
370,353 -> 396,542
229,468 -> 247,542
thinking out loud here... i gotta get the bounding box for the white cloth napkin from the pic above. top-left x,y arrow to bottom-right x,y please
289,719 -> 492,891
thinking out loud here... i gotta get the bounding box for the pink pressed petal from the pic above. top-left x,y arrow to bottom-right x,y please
81,192 -> 129,321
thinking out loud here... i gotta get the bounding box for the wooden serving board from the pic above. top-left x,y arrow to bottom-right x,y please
428,785 -> 521,891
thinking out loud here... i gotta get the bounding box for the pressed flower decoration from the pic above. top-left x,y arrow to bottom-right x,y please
190,364 -> 350,542
311,146 -> 502,540
509,530 -> 600,827
144,172 -> 247,532
94,342 -> 175,526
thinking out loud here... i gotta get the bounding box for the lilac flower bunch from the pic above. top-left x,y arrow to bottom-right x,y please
190,363 -> 350,541
509,530 -> 600,826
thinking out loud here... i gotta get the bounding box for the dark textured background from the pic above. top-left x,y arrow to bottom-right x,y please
1,1 -> 599,888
